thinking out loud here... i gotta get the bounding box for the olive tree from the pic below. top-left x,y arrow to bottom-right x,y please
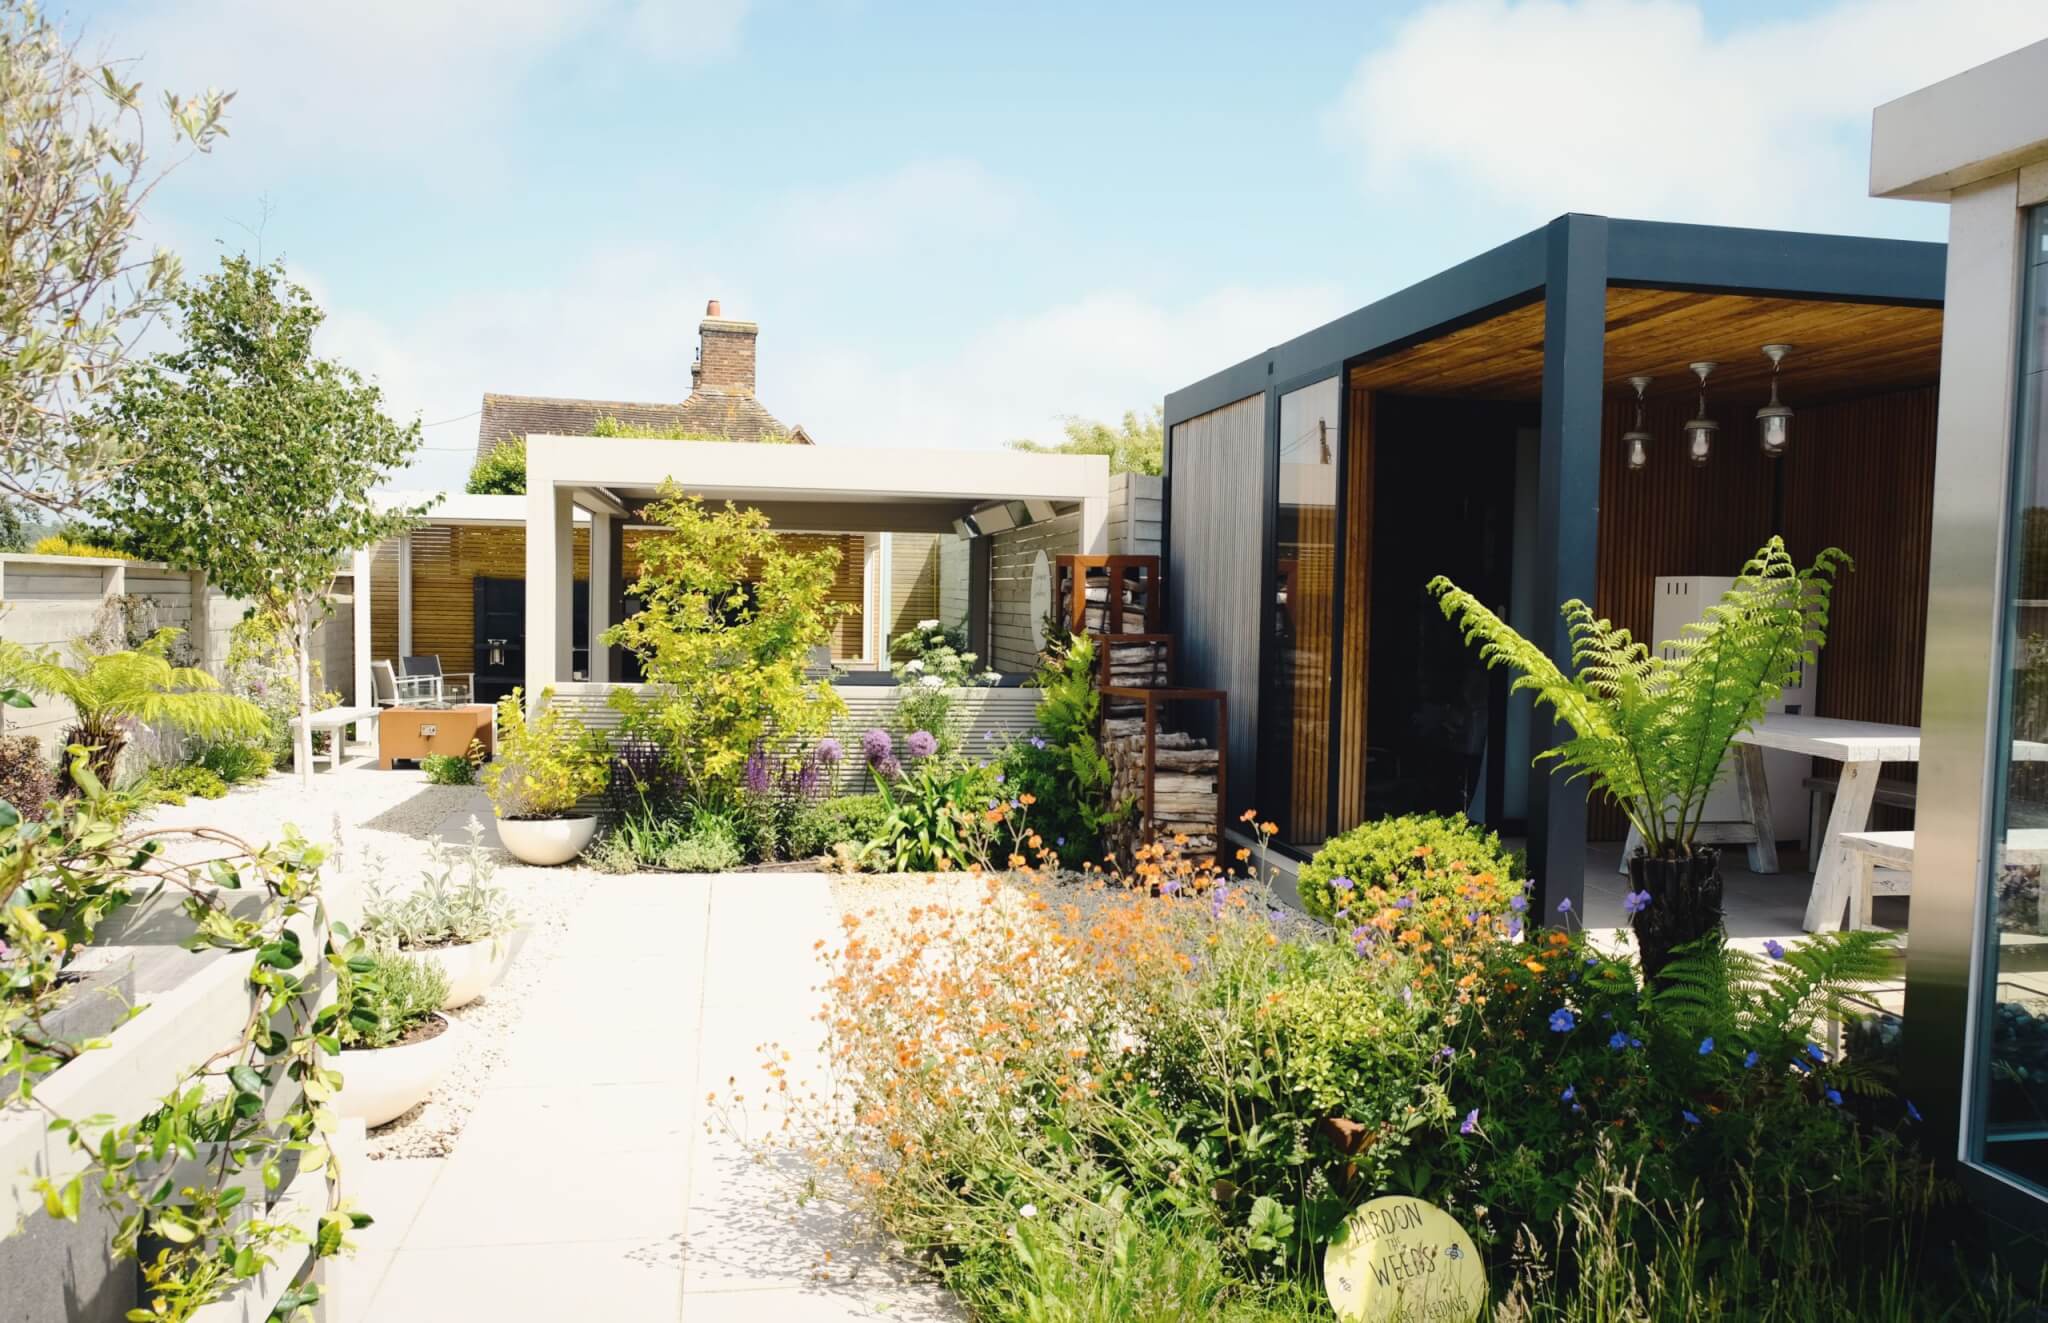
2,0 -> 229,510
90,257 -> 431,782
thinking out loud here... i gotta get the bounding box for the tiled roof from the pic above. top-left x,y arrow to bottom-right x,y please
474,391 -> 812,462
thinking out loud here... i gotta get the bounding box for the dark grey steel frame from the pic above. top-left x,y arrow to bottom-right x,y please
1161,212 -> 1945,920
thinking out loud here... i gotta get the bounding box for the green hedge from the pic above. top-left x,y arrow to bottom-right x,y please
1297,811 -> 1522,922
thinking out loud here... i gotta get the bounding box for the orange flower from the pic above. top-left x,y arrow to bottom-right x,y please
1019,792 -> 1036,806
1235,847 -> 1251,862
1523,959 -> 1547,975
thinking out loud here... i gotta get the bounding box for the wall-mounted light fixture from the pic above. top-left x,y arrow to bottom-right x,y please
1756,343 -> 1794,459
1624,375 -> 1653,472
1684,361 -> 1719,467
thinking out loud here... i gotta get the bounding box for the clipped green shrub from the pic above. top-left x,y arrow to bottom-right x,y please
1296,811 -> 1521,922
143,764 -> 230,804
196,740 -> 273,785
785,793 -> 889,859
420,752 -> 478,785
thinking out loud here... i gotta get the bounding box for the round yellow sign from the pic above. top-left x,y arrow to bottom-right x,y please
1324,1196 -> 1486,1323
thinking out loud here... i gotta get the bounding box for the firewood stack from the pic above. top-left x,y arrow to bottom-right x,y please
1056,555 -> 1226,869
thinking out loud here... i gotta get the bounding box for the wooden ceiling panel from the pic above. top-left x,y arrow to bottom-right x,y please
1346,288 -> 1943,406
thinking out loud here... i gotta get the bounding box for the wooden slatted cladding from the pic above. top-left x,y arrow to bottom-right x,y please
370,525 -> 867,677
1335,384 -> 1374,831
1589,383 -> 1938,838
1348,290 -> 1941,404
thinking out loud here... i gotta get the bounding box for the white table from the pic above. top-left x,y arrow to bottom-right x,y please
1840,828 -> 2048,935
290,705 -> 380,773
1619,716 -> 2048,932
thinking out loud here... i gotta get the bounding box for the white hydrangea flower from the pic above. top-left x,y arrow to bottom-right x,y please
903,659 -> 924,673
920,675 -> 945,689
916,619 -> 940,631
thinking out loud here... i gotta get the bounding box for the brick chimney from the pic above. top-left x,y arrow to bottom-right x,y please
690,298 -> 758,397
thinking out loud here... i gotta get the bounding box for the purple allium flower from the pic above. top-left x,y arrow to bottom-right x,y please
814,737 -> 843,766
875,754 -> 902,781
1549,1008 -> 1577,1033
1905,1099 -> 1923,1123
860,728 -> 893,764
1698,1037 -> 1715,1055
1683,1109 -> 1702,1125
906,730 -> 938,759
1509,894 -> 1528,912
1744,1050 -> 1760,1069
1764,939 -> 1786,960
1824,1089 -> 1843,1107
1622,889 -> 1652,916
1459,1108 -> 1480,1136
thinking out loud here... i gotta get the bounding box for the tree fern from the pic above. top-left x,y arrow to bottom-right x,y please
0,628 -> 264,786
1428,538 -> 1847,857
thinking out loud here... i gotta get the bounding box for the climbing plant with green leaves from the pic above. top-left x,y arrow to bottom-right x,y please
1,768 -> 373,1322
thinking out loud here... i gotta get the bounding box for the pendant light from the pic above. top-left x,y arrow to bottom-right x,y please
1623,375 -> 1652,472
1756,343 -> 1794,458
1683,361 -> 1719,467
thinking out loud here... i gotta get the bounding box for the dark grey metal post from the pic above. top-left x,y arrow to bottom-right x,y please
966,536 -> 993,663
1528,214 -> 1608,918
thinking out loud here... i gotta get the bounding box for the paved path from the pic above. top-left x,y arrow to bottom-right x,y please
335,871 -> 957,1322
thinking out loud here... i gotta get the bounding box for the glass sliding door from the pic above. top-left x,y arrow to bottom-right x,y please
1265,377 -> 1341,849
1980,203 -> 2048,1194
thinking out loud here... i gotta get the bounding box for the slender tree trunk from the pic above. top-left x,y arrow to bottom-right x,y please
294,596 -> 316,787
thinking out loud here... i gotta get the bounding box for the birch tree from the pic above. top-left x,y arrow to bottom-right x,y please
88,257 -> 429,782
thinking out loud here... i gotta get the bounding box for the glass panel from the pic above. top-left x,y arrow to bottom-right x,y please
1267,378 -> 1341,849
1980,204 -> 2048,1193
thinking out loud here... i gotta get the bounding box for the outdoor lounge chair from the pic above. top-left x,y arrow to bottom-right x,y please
402,655 -> 474,704
372,659 -> 440,707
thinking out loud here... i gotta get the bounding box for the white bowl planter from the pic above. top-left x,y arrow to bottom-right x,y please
336,1014 -> 458,1128
414,930 -> 522,1010
496,815 -> 597,866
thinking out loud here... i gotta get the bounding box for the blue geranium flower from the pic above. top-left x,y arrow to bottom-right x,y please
1509,895 -> 1528,912
1825,1089 -> 1844,1107
1395,895 -> 1414,911
1549,1008 -> 1577,1033
1764,939 -> 1786,960
1698,1036 -> 1715,1055
1609,1031 -> 1629,1051
1906,1099 -> 1923,1123
1460,1108 -> 1480,1136
1557,897 -> 1574,915
1561,1084 -> 1576,1103
1332,876 -> 1355,893
1622,889 -> 1652,916
1743,1050 -> 1760,1069
1683,1110 -> 1702,1125
1806,1042 -> 1828,1063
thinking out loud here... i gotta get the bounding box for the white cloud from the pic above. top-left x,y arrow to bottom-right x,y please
775,159 -> 1028,258
111,0 -> 754,177
1332,0 -> 2048,232
779,284 -> 1350,452
309,245 -> 737,490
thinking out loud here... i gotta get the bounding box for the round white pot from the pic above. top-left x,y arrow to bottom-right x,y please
336,1014 -> 458,1129
496,815 -> 597,866
415,930 -> 522,1010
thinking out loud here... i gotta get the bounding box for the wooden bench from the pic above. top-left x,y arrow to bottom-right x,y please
1803,774 -> 1916,867
1833,830 -> 1916,931
1836,828 -> 2048,934
290,705 -> 379,773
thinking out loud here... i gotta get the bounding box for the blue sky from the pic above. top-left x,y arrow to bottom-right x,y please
71,0 -> 2048,488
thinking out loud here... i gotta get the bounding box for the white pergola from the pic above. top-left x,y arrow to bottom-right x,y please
521,434 -> 1110,701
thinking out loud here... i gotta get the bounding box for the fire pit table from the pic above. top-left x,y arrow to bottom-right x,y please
378,704 -> 498,770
